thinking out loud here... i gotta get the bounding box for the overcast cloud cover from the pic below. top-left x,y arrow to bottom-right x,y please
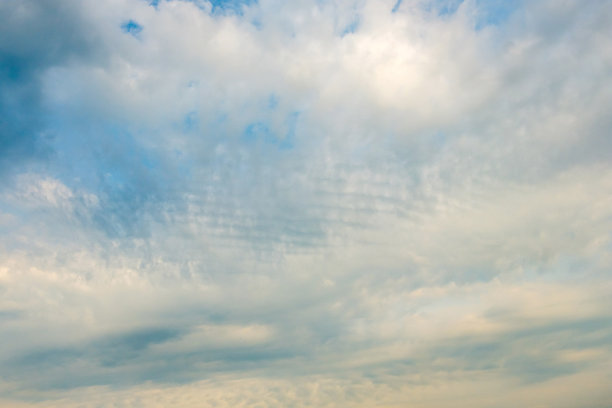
1,0 -> 612,406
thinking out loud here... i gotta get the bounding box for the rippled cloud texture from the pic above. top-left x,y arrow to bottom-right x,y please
1,0 -> 612,406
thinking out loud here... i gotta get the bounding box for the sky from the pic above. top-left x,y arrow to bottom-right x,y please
1,0 -> 612,406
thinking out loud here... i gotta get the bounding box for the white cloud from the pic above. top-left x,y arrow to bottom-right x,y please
1,0 -> 611,406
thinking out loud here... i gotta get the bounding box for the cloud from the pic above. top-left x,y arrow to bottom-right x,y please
0,0 -> 108,176
1,0 -> 611,406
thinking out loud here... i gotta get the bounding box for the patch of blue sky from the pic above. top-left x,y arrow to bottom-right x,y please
474,0 -> 521,29
391,0 -> 402,14
46,120 -> 174,237
121,20 -> 143,36
96,129 -> 164,194
40,122 -> 96,189
340,17 -> 360,37
420,0 -> 520,28
435,0 -> 463,16
182,111 -> 199,132
250,18 -> 263,30
281,111 -> 299,151
418,0 -> 463,17
267,94 -> 279,110
242,122 -> 274,144
241,112 -> 299,151
207,0 -> 256,16
173,148 -> 194,182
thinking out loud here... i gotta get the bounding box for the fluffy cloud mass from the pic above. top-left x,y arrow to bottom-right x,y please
1,0 -> 612,406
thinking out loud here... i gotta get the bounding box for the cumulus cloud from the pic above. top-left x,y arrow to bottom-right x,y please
1,0 -> 611,406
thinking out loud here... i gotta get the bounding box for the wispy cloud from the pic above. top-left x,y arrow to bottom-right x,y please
1,0 -> 611,406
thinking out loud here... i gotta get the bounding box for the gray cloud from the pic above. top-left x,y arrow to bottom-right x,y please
0,0 -> 107,177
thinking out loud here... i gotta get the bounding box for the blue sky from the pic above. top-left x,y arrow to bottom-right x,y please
1,0 -> 612,407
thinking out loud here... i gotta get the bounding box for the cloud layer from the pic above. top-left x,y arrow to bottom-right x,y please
1,0 -> 612,406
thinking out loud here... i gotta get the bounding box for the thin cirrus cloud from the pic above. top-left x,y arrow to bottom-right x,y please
0,0 -> 611,407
